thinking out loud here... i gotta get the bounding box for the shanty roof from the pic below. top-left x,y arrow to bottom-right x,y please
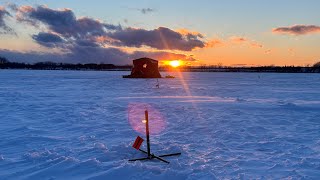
133,57 -> 158,63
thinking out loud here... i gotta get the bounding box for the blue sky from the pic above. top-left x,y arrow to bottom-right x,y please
0,0 -> 319,65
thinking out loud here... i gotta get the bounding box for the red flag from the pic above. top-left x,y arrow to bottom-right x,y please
132,136 -> 144,150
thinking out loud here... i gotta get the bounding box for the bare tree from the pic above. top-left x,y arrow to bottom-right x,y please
314,61 -> 320,67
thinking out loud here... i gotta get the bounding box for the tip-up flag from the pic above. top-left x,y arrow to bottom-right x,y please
132,136 -> 144,150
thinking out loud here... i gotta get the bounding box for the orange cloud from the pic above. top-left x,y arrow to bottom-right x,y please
229,36 -> 263,48
17,5 -> 33,13
229,36 -> 247,43
95,36 -> 121,44
176,28 -> 203,37
264,49 -> 272,54
205,39 -> 224,48
250,42 -> 263,48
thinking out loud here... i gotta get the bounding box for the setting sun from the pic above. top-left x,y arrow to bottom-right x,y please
169,60 -> 181,68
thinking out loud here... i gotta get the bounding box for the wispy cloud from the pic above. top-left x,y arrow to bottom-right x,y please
264,49 -> 272,54
140,8 -> 154,14
229,36 -> 263,48
272,25 -> 320,35
205,39 -> 224,48
127,7 -> 155,15
0,6 -> 14,34
229,36 -> 247,43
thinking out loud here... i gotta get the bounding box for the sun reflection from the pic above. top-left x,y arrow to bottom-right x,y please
127,103 -> 166,135
157,29 -> 203,124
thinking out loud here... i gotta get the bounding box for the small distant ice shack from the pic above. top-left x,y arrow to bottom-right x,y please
123,57 -> 162,78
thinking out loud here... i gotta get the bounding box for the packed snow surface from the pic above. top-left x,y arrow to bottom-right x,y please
0,70 -> 320,179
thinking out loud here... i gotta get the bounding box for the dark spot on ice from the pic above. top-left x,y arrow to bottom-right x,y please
236,97 -> 246,102
278,101 -> 297,108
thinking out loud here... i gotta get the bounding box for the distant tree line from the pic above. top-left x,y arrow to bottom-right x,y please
0,56 -> 131,71
164,65 -> 320,73
1,56 -> 320,73
161,61 -> 320,73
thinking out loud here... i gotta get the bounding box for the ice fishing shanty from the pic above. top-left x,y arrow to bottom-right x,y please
123,57 -> 162,78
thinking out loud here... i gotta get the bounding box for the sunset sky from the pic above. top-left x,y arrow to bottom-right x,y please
0,0 -> 319,66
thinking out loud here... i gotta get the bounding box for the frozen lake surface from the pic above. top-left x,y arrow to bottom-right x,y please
0,70 -> 320,179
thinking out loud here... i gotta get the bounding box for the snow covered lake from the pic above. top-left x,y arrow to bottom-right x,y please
0,70 -> 320,179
